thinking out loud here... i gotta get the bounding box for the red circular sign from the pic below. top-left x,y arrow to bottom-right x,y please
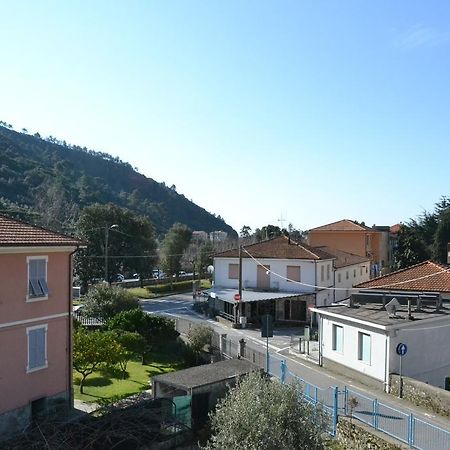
234,294 -> 241,301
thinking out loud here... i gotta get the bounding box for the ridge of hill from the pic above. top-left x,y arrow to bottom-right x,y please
0,124 -> 236,237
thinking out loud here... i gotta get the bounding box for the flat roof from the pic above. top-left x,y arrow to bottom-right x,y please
206,287 -> 309,303
312,302 -> 450,327
152,359 -> 259,391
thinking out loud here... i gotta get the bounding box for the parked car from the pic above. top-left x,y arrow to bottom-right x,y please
116,274 -> 125,282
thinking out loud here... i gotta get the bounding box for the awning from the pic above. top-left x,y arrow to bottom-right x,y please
205,287 -> 307,304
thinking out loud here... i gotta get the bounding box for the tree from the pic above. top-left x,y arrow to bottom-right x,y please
432,207 -> 450,263
240,225 -> 252,238
393,224 -> 429,269
187,325 -> 213,354
81,284 -> 139,321
115,331 -> 147,364
75,203 -> 157,286
205,373 -> 327,450
73,328 -> 123,393
105,309 -> 179,362
160,223 -> 192,280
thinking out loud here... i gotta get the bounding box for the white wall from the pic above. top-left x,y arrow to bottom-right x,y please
321,317 -> 388,382
334,262 -> 371,302
389,317 -> 450,388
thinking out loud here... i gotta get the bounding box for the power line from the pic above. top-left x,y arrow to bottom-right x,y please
241,247 -> 450,293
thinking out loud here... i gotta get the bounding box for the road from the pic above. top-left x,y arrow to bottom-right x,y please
141,293 -> 450,449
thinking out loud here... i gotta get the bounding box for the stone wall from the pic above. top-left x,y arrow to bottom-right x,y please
390,374 -> 450,417
336,416 -> 409,450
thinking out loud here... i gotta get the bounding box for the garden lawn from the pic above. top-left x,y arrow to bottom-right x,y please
127,287 -> 155,299
74,351 -> 185,403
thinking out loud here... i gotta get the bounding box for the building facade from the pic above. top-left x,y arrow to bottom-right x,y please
0,215 -> 83,437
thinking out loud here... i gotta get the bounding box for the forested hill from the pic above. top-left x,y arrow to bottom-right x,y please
0,124 -> 236,236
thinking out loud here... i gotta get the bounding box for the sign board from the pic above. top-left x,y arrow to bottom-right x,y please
396,343 -> 407,357
234,293 -> 241,301
261,314 -> 273,338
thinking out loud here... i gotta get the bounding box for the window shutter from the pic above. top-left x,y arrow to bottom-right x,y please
28,328 -> 46,370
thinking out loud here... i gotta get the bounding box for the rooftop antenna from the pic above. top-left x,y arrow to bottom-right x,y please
278,213 -> 287,230
385,298 -> 401,318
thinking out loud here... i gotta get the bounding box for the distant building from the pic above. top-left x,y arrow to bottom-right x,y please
192,231 -> 209,241
308,219 -> 394,276
207,236 -> 370,325
209,231 -> 228,243
0,215 -> 84,437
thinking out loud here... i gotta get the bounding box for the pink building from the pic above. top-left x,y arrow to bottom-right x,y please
0,215 -> 84,437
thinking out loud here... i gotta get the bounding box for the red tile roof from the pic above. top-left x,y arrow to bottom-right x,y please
390,223 -> 402,234
215,236 -> 335,260
314,246 -> 370,268
356,261 -> 450,293
0,214 -> 85,247
309,219 -> 373,232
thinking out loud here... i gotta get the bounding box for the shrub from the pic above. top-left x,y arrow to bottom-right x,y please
146,280 -> 193,295
82,284 -> 139,321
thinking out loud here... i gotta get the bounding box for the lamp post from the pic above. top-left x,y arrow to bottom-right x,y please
105,224 -> 119,283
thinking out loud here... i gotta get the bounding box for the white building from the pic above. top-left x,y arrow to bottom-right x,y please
312,292 -> 450,390
208,236 -> 370,324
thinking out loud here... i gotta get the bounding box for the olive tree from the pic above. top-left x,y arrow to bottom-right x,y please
205,372 -> 327,450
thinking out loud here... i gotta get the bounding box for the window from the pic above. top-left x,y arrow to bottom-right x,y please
27,256 -> 48,300
228,264 -> 239,279
346,271 -> 349,280
353,269 -> 356,278
327,264 -> 330,281
27,325 -> 48,372
286,265 -> 301,282
321,265 -> 324,282
365,266 -> 368,274
332,324 -> 343,353
337,273 -> 341,283
358,332 -> 371,364
360,267 -> 363,276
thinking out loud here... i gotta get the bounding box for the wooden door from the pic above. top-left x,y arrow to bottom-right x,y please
257,265 -> 270,290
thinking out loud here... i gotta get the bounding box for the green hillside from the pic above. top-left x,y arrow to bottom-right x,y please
0,124 -> 235,236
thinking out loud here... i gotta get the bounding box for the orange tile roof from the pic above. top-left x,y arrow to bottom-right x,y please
215,235 -> 335,260
309,219 -> 373,232
0,214 -> 85,247
356,261 -> 450,293
314,246 -> 370,268
390,223 -> 402,234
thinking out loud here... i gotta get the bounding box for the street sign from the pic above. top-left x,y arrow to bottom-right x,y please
234,293 -> 241,301
396,343 -> 407,357
261,314 -> 273,338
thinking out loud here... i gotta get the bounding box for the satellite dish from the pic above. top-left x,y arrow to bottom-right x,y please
207,265 -> 214,274
385,298 -> 401,318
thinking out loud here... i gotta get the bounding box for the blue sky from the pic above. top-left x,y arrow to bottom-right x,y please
1,1 -> 449,233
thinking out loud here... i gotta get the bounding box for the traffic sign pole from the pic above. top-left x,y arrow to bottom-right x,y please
396,343 -> 407,398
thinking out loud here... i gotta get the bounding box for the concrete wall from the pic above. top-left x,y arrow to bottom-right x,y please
334,261 -> 371,302
336,416 -> 408,449
390,374 -> 450,417
214,257 -> 320,293
308,231 -> 369,259
321,317 -> 388,382
389,317 -> 450,388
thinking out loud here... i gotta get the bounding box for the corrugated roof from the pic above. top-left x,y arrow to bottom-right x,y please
356,261 -> 450,293
214,235 -> 334,260
309,219 -> 373,232
0,214 -> 85,247
314,246 -> 370,268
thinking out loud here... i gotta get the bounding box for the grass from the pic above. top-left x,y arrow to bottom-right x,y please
200,279 -> 212,289
127,287 -> 155,299
73,350 -> 186,403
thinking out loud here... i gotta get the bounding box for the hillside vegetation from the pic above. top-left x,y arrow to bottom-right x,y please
0,124 -> 235,236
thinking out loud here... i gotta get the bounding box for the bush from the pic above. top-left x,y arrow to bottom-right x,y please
187,325 -> 213,353
146,280 -> 193,295
82,284 -> 139,321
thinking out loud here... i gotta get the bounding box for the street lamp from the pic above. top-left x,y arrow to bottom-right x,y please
105,224 -> 119,283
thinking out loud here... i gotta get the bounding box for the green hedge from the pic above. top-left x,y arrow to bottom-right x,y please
146,280 -> 193,295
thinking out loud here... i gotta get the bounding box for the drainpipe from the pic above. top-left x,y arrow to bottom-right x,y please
68,246 -> 81,413
384,333 -> 390,393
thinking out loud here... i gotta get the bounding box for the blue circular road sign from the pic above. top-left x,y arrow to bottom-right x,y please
396,343 -> 407,356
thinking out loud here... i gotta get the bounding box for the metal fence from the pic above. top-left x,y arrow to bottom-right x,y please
172,315 -> 450,449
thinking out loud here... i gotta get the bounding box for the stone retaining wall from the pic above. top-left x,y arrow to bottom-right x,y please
390,374 -> 450,417
336,416 -> 409,449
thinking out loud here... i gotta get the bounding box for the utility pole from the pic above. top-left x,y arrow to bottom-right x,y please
238,245 -> 243,322
104,224 -> 118,283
